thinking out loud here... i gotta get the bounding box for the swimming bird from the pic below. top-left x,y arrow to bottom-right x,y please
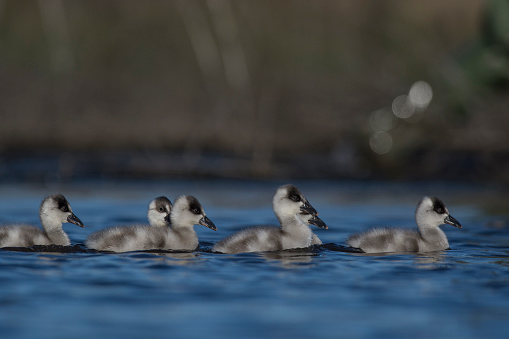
300,212 -> 325,245
213,184 -> 327,254
0,194 -> 84,247
86,195 -> 216,252
346,196 -> 462,253
147,196 -> 172,227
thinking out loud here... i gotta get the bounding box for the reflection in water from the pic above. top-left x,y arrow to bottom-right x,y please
263,250 -> 315,267
414,252 -> 446,269
343,248 -> 449,271
124,251 -> 200,267
159,252 -> 200,266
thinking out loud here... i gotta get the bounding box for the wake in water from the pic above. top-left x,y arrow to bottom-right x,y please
0,242 -> 362,254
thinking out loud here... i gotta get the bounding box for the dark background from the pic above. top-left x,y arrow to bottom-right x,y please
0,0 -> 507,182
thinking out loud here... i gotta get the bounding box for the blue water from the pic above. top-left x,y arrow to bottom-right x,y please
0,180 -> 508,338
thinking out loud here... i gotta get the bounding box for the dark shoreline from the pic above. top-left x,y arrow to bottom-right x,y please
1,149 -> 507,184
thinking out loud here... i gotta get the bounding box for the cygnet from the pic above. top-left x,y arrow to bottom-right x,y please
213,184 -> 327,254
86,195 -> 216,252
299,212 -> 325,245
346,196 -> 462,253
0,194 -> 84,247
147,196 -> 172,227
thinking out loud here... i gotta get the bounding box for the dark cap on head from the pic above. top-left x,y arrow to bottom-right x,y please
430,196 -> 446,214
186,196 -> 203,215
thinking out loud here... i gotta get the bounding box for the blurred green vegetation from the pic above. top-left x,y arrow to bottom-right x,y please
0,0 -> 507,181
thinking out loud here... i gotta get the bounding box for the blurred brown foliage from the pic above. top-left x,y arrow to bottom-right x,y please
1,0 -> 508,180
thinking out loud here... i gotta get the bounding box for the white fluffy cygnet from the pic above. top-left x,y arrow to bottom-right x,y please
147,196 -> 172,227
213,184 -> 327,254
0,194 -> 84,247
347,196 -> 462,253
299,212 -> 324,246
86,195 -> 216,253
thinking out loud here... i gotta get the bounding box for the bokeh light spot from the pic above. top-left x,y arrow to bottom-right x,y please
392,95 -> 415,119
370,108 -> 396,131
408,81 -> 433,109
369,131 -> 393,154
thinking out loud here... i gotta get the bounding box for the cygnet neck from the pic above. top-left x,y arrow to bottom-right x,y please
40,213 -> 70,246
44,228 -> 71,246
418,222 -> 447,241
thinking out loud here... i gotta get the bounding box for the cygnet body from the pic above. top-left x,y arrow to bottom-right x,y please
86,195 -> 216,252
0,194 -> 84,247
299,212 -> 324,245
347,196 -> 462,253
213,184 -> 327,254
147,196 -> 172,227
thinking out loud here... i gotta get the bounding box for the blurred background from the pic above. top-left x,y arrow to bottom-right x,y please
0,0 -> 508,182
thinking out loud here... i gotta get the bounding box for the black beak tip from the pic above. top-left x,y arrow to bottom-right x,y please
68,214 -> 84,228
445,215 -> 462,229
200,216 -> 217,231
164,214 -> 172,225
300,202 -> 317,216
309,216 -> 328,229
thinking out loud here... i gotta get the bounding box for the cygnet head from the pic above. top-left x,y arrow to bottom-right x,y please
170,195 -> 216,231
39,194 -> 84,230
147,196 -> 172,227
416,196 -> 461,230
273,184 -> 327,229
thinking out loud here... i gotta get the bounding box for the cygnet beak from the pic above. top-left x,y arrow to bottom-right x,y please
300,201 -> 317,215
164,213 -> 172,225
444,215 -> 462,229
309,215 -> 328,229
199,216 -> 217,231
67,213 -> 84,228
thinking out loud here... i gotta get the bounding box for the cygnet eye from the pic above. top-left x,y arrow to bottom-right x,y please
191,207 -> 200,215
158,206 -> 165,212
289,194 -> 300,202
60,205 -> 69,212
431,197 -> 446,215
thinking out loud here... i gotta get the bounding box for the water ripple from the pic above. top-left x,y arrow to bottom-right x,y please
0,181 -> 508,338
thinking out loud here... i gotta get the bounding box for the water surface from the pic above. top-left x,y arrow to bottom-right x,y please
0,180 -> 508,338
